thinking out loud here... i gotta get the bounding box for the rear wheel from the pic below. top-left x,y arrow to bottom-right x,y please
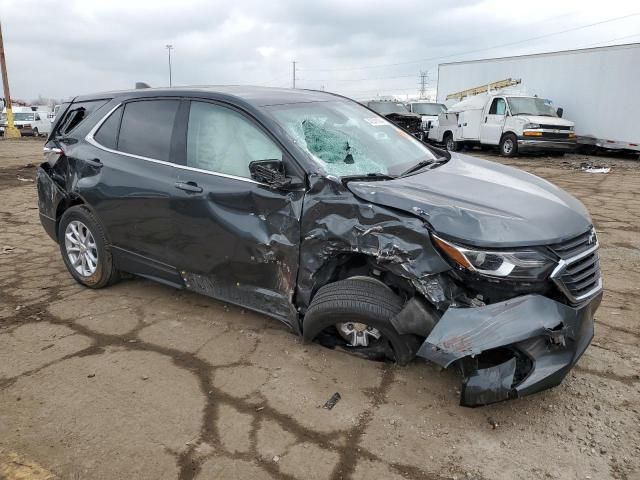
444,133 -> 460,152
303,277 -> 421,365
500,133 -> 518,157
58,206 -> 120,288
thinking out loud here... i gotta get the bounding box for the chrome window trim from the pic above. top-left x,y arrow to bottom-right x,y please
85,102 -> 269,186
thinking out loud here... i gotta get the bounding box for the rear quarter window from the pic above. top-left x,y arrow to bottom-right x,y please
55,99 -> 110,136
93,106 -> 123,150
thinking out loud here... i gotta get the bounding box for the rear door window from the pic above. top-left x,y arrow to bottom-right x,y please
118,100 -> 179,161
93,106 -> 123,150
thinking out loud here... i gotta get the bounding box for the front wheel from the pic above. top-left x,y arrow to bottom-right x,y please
32,128 -> 39,137
302,278 -> 421,365
58,206 -> 120,288
500,133 -> 518,157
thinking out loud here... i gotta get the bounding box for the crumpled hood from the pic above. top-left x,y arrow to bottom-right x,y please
346,154 -> 592,247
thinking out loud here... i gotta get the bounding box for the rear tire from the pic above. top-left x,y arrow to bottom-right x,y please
58,206 -> 120,289
303,278 -> 421,365
444,133 -> 460,152
500,133 -> 518,157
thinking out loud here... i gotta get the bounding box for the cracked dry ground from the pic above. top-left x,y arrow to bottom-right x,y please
0,139 -> 639,480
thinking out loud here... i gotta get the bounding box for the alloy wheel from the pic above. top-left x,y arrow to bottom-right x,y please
336,322 -> 382,347
64,220 -> 98,277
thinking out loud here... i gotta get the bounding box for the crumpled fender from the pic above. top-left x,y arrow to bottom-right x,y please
296,175 -> 451,310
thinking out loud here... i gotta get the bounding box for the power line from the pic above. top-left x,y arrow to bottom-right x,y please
302,12 -> 640,72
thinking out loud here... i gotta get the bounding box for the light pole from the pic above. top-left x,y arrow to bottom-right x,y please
165,44 -> 173,87
0,21 -> 20,139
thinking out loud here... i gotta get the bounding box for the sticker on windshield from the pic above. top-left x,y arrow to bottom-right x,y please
364,117 -> 389,126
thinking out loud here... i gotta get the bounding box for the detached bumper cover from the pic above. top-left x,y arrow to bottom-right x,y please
417,292 -> 602,406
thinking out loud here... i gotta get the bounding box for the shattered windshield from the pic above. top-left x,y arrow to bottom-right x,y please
367,102 -> 409,115
507,97 -> 558,117
411,103 -> 446,115
266,100 -> 436,177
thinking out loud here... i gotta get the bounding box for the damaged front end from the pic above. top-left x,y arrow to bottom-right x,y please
417,292 -> 602,406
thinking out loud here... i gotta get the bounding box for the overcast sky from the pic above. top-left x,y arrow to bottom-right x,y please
1,0 -> 639,102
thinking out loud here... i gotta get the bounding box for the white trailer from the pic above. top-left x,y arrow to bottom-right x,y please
436,43 -> 640,152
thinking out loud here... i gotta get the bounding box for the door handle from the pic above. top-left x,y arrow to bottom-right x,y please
86,158 -> 103,168
175,181 -> 203,193
484,117 -> 488,123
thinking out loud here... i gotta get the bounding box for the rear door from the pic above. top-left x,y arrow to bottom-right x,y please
480,97 -> 507,145
84,98 -> 181,282
170,99 -> 305,324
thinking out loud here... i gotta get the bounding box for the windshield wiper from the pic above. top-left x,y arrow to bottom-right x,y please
398,159 -> 436,177
341,172 -> 395,185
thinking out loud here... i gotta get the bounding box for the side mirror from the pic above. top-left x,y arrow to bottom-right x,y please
249,159 -> 291,187
556,107 -> 563,118
35,115 -> 41,121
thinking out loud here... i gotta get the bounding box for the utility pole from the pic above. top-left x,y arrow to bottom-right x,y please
292,60 -> 297,89
0,21 -> 20,139
419,71 -> 428,99
166,44 -> 173,87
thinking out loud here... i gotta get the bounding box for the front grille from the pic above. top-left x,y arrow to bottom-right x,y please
540,132 -> 573,139
540,124 -> 572,130
549,229 -> 602,303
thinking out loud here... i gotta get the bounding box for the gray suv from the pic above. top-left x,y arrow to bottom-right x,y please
37,86 -> 602,406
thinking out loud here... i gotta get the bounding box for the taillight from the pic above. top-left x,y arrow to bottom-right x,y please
43,146 -> 63,166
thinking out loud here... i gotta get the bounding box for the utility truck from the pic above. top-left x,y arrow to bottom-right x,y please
428,79 -> 576,156
434,43 -> 640,153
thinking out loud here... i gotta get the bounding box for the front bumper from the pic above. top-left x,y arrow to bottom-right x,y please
416,292 -> 602,406
517,137 -> 577,152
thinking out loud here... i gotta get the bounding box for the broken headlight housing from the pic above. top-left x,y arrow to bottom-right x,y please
432,235 -> 556,281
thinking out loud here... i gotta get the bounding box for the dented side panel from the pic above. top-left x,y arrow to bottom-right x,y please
171,169 -> 305,324
36,165 -> 68,240
296,175 -> 451,310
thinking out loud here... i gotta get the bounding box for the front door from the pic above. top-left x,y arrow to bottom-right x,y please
171,100 -> 304,324
480,97 -> 507,145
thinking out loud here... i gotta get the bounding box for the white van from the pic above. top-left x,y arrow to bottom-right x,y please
0,106 -> 53,137
428,94 -> 576,156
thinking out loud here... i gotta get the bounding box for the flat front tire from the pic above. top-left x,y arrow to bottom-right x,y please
303,278 -> 421,365
58,206 -> 120,288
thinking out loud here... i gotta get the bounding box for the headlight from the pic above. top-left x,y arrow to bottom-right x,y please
432,234 -> 555,280
523,123 -> 541,129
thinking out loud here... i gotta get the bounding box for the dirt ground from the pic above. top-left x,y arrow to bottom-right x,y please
0,137 -> 638,480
